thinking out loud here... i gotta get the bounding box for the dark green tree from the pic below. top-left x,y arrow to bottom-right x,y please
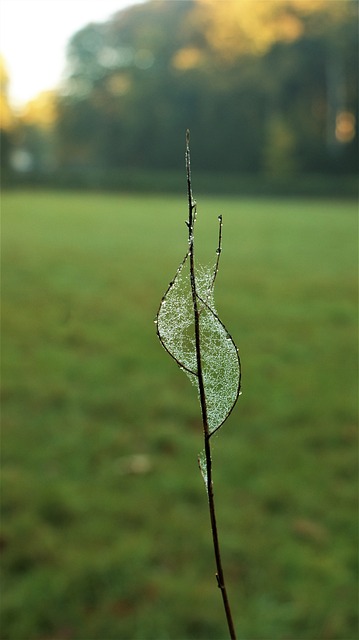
56,0 -> 358,176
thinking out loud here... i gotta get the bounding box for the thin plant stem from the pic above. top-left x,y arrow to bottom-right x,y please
185,130 -> 237,640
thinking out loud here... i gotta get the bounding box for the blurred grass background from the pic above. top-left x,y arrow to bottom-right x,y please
1,190 -> 357,639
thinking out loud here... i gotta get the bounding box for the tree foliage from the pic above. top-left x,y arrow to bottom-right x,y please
0,55 -> 15,169
55,0 -> 358,175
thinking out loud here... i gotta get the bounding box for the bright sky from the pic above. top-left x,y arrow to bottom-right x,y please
0,0 -> 145,110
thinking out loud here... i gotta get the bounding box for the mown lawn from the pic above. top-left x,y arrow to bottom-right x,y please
1,190 -> 357,640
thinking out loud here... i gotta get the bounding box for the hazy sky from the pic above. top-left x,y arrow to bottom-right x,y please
0,0 -> 145,109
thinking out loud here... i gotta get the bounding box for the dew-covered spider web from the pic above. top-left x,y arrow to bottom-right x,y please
156,248 -> 241,442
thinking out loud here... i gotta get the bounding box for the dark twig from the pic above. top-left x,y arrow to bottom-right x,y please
185,130 -> 237,640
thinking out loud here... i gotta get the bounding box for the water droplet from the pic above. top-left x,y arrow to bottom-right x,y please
216,248 -> 221,255
154,319 -> 158,324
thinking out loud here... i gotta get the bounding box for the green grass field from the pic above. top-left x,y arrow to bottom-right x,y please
1,190 -> 358,640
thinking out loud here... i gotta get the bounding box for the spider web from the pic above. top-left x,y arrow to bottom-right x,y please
156,252 -> 241,439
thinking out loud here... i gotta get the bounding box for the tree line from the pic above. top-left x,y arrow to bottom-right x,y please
2,0 -> 358,184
